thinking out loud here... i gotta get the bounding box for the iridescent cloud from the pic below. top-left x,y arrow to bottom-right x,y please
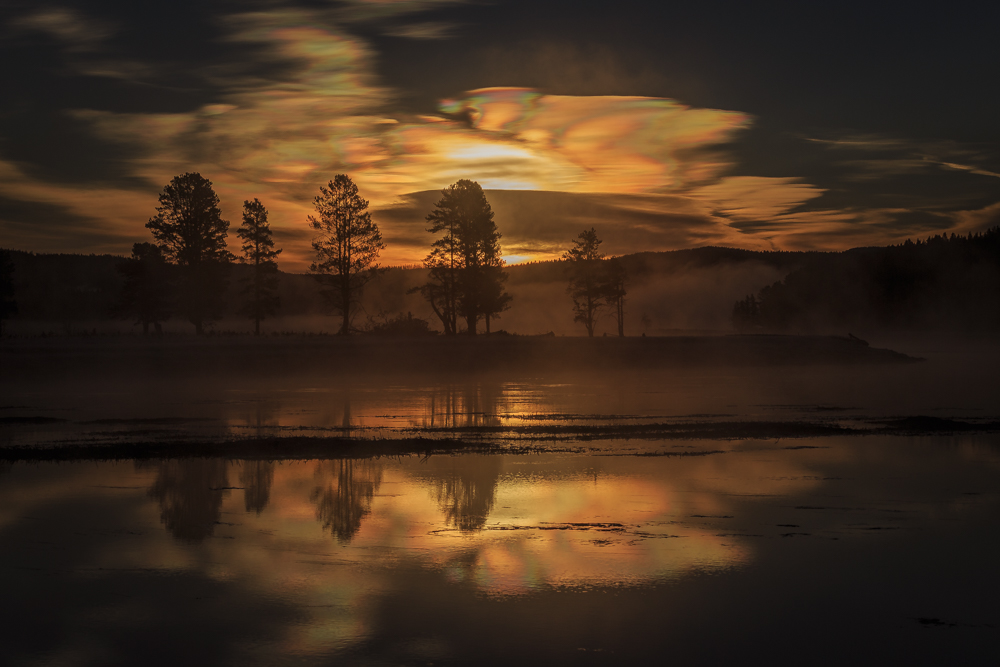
10,5 -> 758,269
1,7 -> 994,269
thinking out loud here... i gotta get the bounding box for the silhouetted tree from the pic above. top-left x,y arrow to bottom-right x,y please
416,180 -> 510,335
237,198 -> 281,335
309,175 -> 385,335
564,227 -> 607,336
640,312 -> 652,334
115,242 -> 172,335
605,257 -> 627,336
731,294 -> 760,332
481,264 -> 512,334
0,249 -> 17,336
146,173 -> 231,334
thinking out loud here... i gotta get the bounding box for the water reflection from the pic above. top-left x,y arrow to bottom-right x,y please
3,438 -> 1000,664
9,358 -> 1000,451
412,382 -> 506,429
312,459 -> 384,543
428,456 -> 503,532
341,397 -> 352,432
240,461 -> 275,515
239,396 -> 280,433
145,459 -> 230,542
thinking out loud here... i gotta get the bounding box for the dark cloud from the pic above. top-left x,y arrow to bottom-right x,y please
0,194 -> 130,250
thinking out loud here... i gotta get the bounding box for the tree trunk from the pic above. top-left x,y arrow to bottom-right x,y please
340,276 -> 351,336
485,315 -> 491,334
448,282 -> 457,335
617,298 -> 624,336
254,264 -> 261,336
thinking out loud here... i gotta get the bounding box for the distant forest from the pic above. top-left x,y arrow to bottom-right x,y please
1,246 -> 807,336
732,228 -> 1000,333
4,232 -> 1000,336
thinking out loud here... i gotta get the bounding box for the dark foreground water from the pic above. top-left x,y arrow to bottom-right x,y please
2,437 -> 1000,666
2,338 -> 1000,665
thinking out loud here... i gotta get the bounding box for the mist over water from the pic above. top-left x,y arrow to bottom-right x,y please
3,335 -> 998,451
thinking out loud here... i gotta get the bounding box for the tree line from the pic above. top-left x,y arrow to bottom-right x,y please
87,172 -> 631,337
731,228 -> 1000,332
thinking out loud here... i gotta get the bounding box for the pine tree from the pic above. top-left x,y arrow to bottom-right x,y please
417,180 -> 510,335
605,257 -> 627,336
145,173 -> 231,334
309,175 -> 385,335
237,198 -> 281,335
481,264 -> 512,334
564,228 -> 607,337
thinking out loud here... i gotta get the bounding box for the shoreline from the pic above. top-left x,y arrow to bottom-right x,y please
3,416 -> 997,462
1,333 -> 920,376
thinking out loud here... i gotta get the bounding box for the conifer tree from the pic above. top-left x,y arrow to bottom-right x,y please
237,198 -> 281,335
605,257 -> 627,336
564,227 -> 607,337
309,175 -> 385,335
417,180 -> 510,335
146,173 -> 231,334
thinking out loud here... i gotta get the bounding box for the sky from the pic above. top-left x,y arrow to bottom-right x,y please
1,0 -> 999,271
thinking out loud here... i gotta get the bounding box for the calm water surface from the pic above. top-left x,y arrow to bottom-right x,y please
5,348 -> 1000,448
2,436 -> 999,665
3,344 -> 1000,664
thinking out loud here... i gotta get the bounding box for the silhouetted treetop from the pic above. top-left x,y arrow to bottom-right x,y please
564,227 -> 608,337
418,180 -> 510,335
146,173 -> 231,266
145,173 -> 232,334
237,198 -> 281,335
309,174 -> 385,336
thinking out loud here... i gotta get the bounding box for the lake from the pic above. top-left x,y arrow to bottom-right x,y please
1,336 -> 999,665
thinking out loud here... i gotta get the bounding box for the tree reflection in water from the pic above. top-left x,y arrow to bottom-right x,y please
425,383 -> 505,429
341,397 -> 353,436
242,396 -> 279,434
145,459 -> 230,543
311,459 -> 383,543
240,461 -> 275,515
431,456 -> 503,532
